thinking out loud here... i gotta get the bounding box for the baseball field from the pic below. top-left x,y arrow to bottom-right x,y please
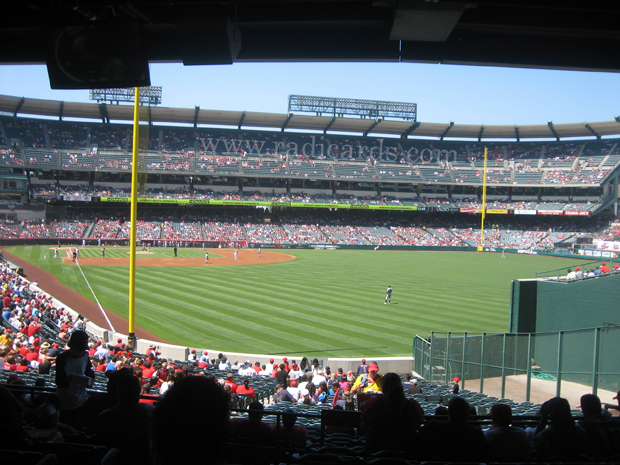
4,246 -> 584,358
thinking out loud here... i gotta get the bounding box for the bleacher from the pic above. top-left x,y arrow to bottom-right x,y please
333,162 -> 378,180
23,148 -> 59,168
513,171 -> 543,184
195,155 -> 241,174
288,160 -> 336,178
243,158 -> 287,176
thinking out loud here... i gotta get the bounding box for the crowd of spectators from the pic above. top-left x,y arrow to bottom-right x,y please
49,221 -> 89,239
0,207 -> 614,251
161,221 -> 202,241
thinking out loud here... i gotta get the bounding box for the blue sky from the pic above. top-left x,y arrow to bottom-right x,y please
1,62 -> 618,126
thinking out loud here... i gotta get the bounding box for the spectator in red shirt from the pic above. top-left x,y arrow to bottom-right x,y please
95,357 -> 107,372
224,372 -> 238,393
16,342 -> 28,357
16,357 -> 30,372
3,354 -> 18,370
252,361 -> 261,375
139,381 -> 158,405
236,379 -> 256,399
28,320 -> 41,337
25,347 -> 38,362
142,362 -> 156,380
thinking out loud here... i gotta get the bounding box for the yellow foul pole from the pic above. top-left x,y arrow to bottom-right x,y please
479,147 -> 488,250
128,88 -> 140,348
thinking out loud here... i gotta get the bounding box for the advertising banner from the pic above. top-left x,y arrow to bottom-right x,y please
99,197 -> 420,210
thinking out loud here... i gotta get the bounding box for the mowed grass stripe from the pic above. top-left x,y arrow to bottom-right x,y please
116,268 -> 414,354
84,255 -> 517,350
83,267 -> 389,351
5,246 -> 586,357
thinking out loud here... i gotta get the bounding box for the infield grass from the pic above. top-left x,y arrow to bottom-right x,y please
6,246 -> 584,358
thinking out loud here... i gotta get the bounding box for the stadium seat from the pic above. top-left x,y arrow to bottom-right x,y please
319,409 -> 361,445
35,442 -> 109,465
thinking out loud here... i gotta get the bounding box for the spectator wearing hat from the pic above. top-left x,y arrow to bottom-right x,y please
601,262 -> 611,274
198,350 -> 209,368
265,357 -> 275,373
575,266 -> 584,279
0,327 -> 13,346
187,349 -> 198,364
351,362 -> 383,394
407,376 -> 423,395
357,358 -> 369,375
238,361 -> 254,376
450,377 -> 460,394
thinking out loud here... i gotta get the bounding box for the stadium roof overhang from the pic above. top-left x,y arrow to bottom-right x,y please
3,94 -> 620,141
2,2 -> 620,76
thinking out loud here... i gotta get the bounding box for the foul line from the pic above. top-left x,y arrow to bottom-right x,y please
75,256 -> 116,332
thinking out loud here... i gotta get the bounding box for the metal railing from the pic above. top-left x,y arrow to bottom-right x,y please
413,326 -> 620,406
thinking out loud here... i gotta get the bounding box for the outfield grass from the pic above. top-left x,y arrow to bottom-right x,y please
6,246 -> 584,358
